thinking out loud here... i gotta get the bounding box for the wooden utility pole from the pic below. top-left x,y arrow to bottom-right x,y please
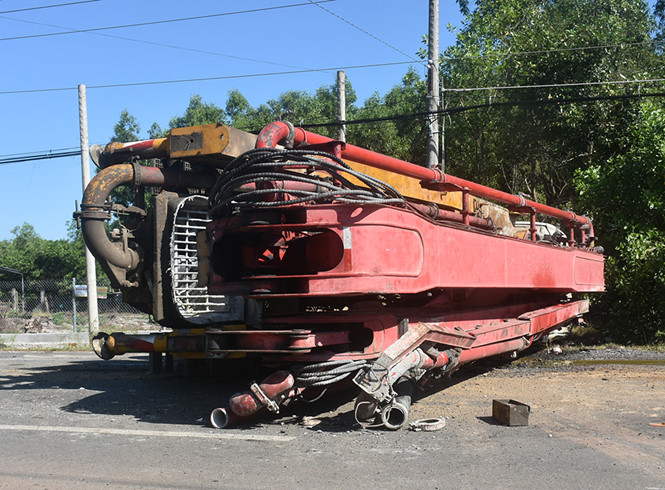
427,0 -> 441,169
337,71 -> 346,142
78,84 -> 100,335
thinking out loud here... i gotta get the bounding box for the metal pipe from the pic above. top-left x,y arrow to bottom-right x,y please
227,371 -> 295,419
91,331 -> 209,360
381,377 -> 413,430
80,163 -> 215,276
92,138 -> 169,168
210,407 -> 242,429
255,122 -> 590,227
408,202 -> 494,229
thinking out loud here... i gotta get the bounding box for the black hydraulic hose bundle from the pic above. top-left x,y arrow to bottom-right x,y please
209,147 -> 405,217
292,359 -> 369,388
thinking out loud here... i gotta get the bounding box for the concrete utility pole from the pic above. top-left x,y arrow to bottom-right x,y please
427,0 -> 441,169
78,84 -> 100,335
336,70 -> 347,142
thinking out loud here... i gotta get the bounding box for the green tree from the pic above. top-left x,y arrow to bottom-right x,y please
442,0 -> 657,205
0,222 -> 87,281
444,0 -> 665,343
575,101 -> 665,343
168,94 -> 226,128
111,109 -> 140,143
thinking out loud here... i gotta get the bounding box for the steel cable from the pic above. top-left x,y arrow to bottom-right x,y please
292,359 -> 369,388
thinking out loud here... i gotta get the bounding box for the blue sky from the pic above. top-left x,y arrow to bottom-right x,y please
0,0 -> 466,241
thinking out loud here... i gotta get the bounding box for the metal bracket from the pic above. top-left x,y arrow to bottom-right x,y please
249,382 -> 280,413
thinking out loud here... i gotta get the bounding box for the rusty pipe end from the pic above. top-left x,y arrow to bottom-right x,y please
91,332 -> 115,360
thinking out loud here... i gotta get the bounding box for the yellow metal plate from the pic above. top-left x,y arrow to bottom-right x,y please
169,123 -> 230,159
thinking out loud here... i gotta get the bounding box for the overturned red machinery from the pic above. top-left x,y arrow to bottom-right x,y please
79,120 -> 604,430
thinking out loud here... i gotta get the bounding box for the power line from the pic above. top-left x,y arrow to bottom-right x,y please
2,70 -> 660,97
85,61 -> 421,90
0,146 -> 78,158
305,0 -> 418,61
7,92 -> 665,165
0,0 -> 99,15
299,91 -> 665,129
0,150 -> 80,165
0,1 -> 336,42
445,77 -> 665,93
0,60 -> 419,95
442,39 -> 664,63
3,16 -> 317,72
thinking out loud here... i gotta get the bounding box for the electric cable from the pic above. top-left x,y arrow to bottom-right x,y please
0,0 -> 336,42
0,0 -> 99,15
0,61 -> 418,95
306,0 -> 418,61
0,146 -> 78,158
0,150 -> 80,165
2,14 -> 318,71
445,77 -> 665,93
441,39 -> 664,62
298,90 -> 665,129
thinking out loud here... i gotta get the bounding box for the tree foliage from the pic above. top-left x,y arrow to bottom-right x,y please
111,109 -> 140,143
575,102 -> 665,342
0,223 -> 87,281
442,0 -> 657,205
443,0 -> 664,343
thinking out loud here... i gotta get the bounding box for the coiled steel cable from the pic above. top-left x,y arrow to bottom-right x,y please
292,359 -> 369,388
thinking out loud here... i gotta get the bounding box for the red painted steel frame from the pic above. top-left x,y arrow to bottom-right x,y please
208,204 -> 604,298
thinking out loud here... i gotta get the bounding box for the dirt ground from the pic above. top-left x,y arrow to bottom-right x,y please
309,351 -> 665,430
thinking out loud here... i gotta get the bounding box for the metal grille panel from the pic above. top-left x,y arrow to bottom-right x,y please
170,196 -> 230,320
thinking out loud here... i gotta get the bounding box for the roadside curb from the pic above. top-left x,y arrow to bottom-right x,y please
0,332 -> 90,349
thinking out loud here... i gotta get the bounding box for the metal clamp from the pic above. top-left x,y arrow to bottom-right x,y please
249,382 -> 280,413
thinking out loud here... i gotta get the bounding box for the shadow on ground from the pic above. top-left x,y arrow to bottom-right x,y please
0,349 -> 535,430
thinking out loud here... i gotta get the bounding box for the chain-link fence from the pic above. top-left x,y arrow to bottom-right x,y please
0,278 -> 153,334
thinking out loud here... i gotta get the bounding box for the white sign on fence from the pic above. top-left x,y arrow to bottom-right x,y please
73,285 -> 108,299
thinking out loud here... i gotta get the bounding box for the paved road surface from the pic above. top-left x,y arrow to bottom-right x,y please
0,351 -> 663,489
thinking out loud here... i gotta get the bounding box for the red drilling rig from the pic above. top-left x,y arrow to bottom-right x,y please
79,120 -> 604,430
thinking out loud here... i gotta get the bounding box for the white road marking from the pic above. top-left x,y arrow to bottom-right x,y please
0,424 -> 294,442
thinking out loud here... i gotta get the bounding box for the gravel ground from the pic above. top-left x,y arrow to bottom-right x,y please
532,344 -> 665,361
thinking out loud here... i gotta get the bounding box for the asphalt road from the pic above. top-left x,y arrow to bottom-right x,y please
0,350 -> 663,489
